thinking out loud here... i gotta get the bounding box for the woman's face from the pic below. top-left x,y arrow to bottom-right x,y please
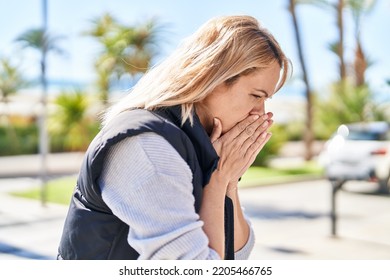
198,61 -> 281,134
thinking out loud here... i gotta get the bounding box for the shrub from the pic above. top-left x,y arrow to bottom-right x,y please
0,122 -> 38,156
48,90 -> 101,152
251,124 -> 287,167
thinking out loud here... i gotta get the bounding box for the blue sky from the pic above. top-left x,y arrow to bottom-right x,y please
0,0 -> 389,99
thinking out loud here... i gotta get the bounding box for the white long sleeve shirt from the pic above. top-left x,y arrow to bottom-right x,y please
98,132 -> 255,260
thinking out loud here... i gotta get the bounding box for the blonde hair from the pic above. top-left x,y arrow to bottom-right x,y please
102,15 -> 291,126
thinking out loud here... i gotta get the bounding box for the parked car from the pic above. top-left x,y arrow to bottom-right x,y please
318,121 -> 390,193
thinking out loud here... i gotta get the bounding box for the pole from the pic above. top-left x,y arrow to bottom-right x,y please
39,0 -> 49,206
330,180 -> 344,237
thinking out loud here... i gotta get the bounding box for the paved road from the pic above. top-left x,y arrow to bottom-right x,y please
0,177 -> 389,260
241,180 -> 390,260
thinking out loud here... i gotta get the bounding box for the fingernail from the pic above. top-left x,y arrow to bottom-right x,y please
213,118 -> 218,126
262,114 -> 268,120
261,132 -> 267,138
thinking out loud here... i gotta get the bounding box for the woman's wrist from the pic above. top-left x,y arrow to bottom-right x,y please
226,181 -> 238,198
208,170 -> 230,190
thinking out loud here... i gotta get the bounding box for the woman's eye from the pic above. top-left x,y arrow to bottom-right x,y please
251,94 -> 263,100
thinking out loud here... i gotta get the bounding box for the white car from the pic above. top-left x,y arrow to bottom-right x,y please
318,121 -> 390,193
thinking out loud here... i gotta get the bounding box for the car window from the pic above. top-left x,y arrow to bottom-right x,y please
347,130 -> 386,141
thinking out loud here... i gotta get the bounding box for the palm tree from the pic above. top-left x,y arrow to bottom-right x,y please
347,0 -> 377,86
308,0 -> 376,85
116,18 -> 162,75
84,13 -> 117,104
288,0 -> 315,160
85,13 -> 164,105
15,0 -> 64,205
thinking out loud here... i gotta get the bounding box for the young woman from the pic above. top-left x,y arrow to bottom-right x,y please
58,15 -> 291,260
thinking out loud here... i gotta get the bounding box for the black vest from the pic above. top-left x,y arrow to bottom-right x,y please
58,106 -> 234,259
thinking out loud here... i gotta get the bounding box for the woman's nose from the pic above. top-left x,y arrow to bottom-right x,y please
251,101 -> 265,115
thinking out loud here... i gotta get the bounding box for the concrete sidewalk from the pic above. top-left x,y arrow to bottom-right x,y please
0,152 -> 84,178
0,151 -> 82,259
0,141 -> 325,179
0,188 -> 68,260
0,176 -> 389,260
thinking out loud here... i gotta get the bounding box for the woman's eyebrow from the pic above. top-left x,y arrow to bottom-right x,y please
253,88 -> 269,97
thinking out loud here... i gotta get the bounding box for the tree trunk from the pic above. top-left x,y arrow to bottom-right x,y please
337,0 -> 347,81
288,0 -> 314,161
354,39 -> 367,87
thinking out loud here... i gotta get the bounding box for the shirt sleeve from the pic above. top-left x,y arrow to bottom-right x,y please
234,217 -> 255,260
98,132 -> 220,260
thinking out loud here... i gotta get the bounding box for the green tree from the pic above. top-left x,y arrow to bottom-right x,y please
0,57 -> 28,153
315,81 -> 386,139
85,13 -> 164,104
0,57 -> 28,110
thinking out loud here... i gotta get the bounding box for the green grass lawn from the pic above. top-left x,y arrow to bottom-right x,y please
10,176 -> 77,205
239,162 -> 324,188
10,162 -> 324,205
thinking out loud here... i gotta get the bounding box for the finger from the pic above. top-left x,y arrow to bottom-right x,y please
245,132 -> 272,164
227,114 -> 260,140
266,112 -> 273,119
210,118 -> 223,143
232,114 -> 267,145
245,130 -> 269,155
238,132 -> 272,175
239,117 -> 273,151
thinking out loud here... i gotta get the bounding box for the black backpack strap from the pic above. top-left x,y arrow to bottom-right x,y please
224,196 -> 235,260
